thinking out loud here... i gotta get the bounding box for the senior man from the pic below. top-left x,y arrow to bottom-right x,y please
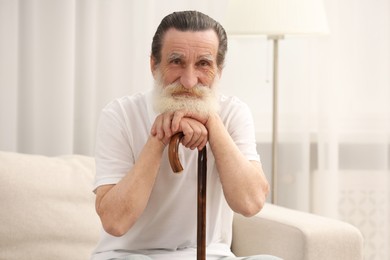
92,10 -> 280,260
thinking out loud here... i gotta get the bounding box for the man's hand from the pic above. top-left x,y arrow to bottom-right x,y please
151,110 -> 209,150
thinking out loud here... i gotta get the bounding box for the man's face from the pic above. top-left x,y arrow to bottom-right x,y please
153,28 -> 220,88
152,28 -> 221,115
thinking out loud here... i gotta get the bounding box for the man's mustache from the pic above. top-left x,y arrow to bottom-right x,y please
164,83 -> 209,99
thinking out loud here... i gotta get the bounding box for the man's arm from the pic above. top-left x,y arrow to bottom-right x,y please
96,116 -> 208,237
206,113 -> 269,217
95,135 -> 165,237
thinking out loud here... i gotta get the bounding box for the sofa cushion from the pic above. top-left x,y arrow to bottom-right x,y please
0,151 -> 100,260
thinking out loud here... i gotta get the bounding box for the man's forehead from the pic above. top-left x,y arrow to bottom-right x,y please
161,29 -> 219,57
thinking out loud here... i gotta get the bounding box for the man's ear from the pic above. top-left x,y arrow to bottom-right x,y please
150,56 -> 157,76
217,67 -> 223,78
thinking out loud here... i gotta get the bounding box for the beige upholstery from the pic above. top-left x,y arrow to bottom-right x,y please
232,204 -> 364,260
0,151 -> 363,260
0,152 -> 100,260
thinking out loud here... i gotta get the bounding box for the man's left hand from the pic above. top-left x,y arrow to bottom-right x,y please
151,110 -> 209,150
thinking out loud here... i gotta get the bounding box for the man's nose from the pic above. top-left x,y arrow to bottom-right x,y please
180,66 -> 198,89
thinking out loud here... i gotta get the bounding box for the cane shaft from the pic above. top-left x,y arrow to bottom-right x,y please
197,148 -> 207,260
168,133 -> 207,260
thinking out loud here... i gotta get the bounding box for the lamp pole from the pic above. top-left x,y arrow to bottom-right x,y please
269,35 -> 283,204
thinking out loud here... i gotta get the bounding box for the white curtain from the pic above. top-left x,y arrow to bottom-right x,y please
1,0 -> 389,259
0,0 -> 228,155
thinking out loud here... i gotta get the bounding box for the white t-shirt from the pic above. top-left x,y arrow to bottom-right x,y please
91,90 -> 260,260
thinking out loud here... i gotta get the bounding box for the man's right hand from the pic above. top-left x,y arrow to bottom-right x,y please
151,111 -> 208,151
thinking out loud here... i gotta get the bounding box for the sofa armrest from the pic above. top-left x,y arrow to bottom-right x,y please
232,203 -> 363,260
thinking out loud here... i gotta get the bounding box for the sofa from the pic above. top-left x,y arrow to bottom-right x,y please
0,151 -> 364,260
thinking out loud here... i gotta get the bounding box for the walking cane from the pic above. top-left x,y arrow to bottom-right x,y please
168,132 -> 207,260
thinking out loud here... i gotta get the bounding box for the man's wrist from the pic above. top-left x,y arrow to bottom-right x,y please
205,113 -> 220,130
148,134 -> 167,151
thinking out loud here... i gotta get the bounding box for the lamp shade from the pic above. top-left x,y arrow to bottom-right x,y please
225,0 -> 329,36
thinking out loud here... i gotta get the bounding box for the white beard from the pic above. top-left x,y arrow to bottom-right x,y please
152,72 -> 220,117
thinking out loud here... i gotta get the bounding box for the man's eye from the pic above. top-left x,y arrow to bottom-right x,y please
171,59 -> 181,65
198,60 -> 211,67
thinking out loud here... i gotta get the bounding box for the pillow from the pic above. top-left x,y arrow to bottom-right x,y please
0,151 -> 100,260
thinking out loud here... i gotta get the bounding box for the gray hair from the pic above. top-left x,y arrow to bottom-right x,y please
151,11 -> 228,69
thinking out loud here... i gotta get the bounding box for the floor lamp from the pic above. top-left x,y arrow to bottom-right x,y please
225,0 -> 329,204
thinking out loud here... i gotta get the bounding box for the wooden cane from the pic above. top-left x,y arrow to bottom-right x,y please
169,132 -> 207,260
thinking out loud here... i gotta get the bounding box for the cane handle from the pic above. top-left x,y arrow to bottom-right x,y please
168,132 -> 184,173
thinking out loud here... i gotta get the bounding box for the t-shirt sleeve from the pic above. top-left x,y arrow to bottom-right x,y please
223,97 -> 260,163
93,102 -> 135,192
